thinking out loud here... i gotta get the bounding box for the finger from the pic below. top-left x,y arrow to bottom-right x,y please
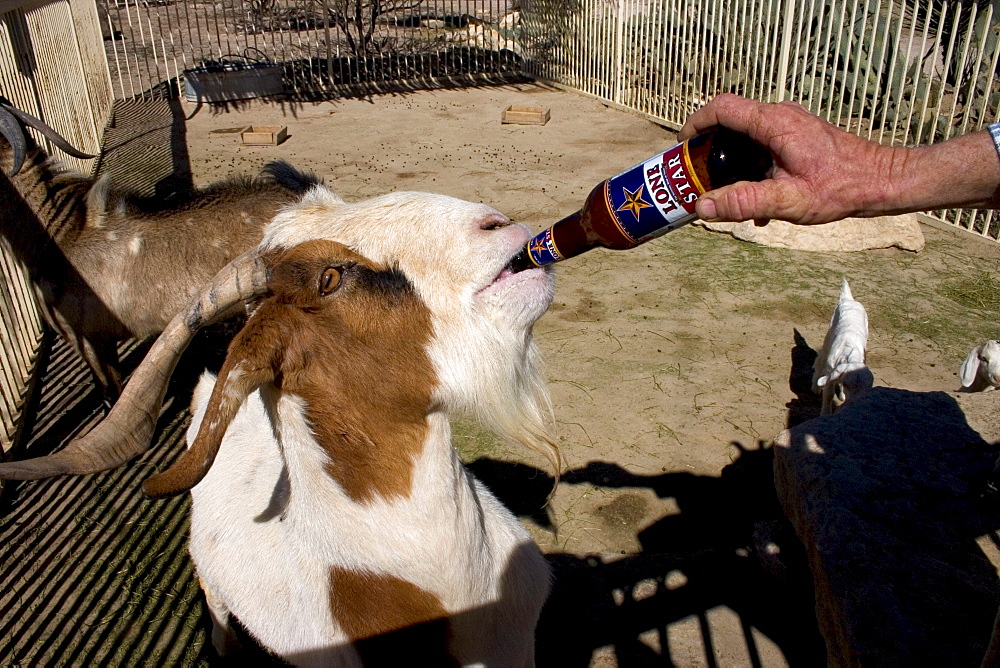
696,179 -> 802,223
678,94 -> 737,140
678,93 -> 760,141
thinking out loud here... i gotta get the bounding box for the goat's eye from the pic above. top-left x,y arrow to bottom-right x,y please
319,267 -> 343,295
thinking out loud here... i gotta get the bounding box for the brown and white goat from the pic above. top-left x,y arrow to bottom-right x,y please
0,102 -> 318,401
1,186 -> 560,663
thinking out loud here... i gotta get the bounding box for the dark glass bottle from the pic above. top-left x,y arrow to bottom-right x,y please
509,128 -> 772,272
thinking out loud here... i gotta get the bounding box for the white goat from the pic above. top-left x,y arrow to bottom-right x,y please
812,278 -> 874,415
139,187 -> 560,665
959,340 -> 1000,392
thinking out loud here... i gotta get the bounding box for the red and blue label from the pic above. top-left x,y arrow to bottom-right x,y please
525,141 -> 705,266
526,228 -> 562,267
607,140 -> 704,242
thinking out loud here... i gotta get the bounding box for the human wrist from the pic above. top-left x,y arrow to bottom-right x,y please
883,130 -> 1000,213
846,142 -> 913,217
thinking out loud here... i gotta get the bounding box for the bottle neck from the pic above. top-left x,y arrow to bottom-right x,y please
548,210 -> 600,261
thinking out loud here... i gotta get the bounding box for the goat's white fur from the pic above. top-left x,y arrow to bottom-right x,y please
812,278 -> 874,415
187,187 -> 556,666
960,340 -> 1000,392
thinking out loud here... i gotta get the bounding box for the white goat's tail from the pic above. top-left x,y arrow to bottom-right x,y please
839,277 -> 854,302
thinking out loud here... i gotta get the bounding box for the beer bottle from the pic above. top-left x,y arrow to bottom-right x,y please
509,128 -> 772,272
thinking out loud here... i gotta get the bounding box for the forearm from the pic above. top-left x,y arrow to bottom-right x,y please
873,129 -> 1000,215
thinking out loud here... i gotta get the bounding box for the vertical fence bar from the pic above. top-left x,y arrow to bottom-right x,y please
943,4 -> 975,144
774,0 -> 794,101
790,0 -> 813,102
876,0 -> 905,144
913,2 -> 945,146
842,0 -> 868,132
613,0 -> 624,105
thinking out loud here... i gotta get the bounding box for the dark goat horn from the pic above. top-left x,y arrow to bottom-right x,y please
0,102 -> 97,165
0,249 -> 271,480
0,105 -> 26,176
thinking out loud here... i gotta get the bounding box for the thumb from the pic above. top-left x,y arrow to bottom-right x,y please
695,179 -> 804,223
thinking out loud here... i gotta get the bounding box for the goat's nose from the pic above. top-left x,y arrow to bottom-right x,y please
479,214 -> 512,231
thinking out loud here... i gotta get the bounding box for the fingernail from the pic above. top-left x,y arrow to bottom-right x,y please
696,197 -> 718,221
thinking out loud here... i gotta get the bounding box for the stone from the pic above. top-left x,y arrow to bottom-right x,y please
771,388 -> 1000,666
694,214 -> 925,252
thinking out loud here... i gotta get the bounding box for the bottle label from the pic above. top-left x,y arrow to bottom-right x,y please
522,140 -> 706,268
605,140 -> 706,243
527,227 -> 563,264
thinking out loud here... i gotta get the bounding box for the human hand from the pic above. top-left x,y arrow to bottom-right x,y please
678,94 -> 903,224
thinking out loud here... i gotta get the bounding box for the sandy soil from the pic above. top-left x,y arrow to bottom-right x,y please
180,82 -> 1000,666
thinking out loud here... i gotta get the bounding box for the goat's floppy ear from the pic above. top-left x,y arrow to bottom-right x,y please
142,303 -> 284,498
960,345 -> 983,388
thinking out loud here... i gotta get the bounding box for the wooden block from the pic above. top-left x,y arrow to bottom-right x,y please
240,125 -> 288,146
501,105 -> 550,126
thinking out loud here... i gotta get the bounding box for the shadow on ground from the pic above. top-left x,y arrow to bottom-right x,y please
0,320 -> 240,666
471,441 -> 827,666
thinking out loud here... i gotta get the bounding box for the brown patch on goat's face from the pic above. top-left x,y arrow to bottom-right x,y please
264,239 -> 437,503
148,239 -> 436,500
329,566 -> 457,665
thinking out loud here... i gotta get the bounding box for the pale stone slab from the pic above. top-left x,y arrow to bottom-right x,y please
694,215 -> 925,252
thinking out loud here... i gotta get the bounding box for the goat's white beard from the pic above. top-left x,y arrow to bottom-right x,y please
430,310 -> 560,476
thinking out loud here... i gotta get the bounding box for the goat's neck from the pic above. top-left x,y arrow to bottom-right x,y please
1,140 -> 90,246
270,390 -> 490,548
268,397 -> 497,604
269,376 -> 460,507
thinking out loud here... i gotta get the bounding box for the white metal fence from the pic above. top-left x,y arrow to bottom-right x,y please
96,0 -> 1000,243
522,0 -> 1000,238
94,0 -> 1000,184
100,0 -> 524,100
0,0 -> 110,455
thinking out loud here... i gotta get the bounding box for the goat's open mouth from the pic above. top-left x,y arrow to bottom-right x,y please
478,253 -> 543,295
482,259 -> 517,292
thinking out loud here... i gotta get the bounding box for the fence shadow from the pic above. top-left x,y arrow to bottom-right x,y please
469,445 -> 826,667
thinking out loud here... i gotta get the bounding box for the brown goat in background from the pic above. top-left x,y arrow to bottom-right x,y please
0,102 -> 319,402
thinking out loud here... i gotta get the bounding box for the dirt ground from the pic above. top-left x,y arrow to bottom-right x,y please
179,82 -> 1000,666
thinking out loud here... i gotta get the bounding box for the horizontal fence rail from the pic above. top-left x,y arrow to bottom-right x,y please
522,0 -> 1000,240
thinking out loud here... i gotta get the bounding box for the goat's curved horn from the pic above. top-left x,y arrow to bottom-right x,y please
0,249 -> 270,480
0,105 -> 26,176
143,308 -> 279,499
0,102 -> 97,161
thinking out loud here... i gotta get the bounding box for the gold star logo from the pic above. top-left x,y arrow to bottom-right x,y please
617,186 -> 652,220
530,238 -> 546,255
